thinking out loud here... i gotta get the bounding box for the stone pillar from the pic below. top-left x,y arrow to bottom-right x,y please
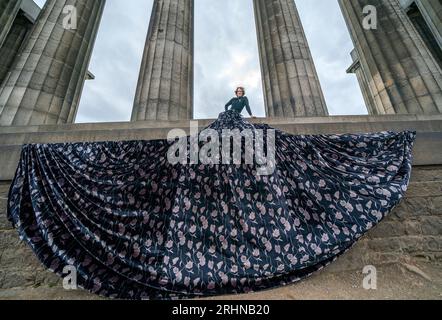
253,0 -> 328,118
347,49 -> 377,115
400,0 -> 442,69
0,13 -> 33,86
408,0 -> 442,49
0,0 -> 106,126
339,0 -> 442,115
0,0 -> 22,48
132,0 -> 194,121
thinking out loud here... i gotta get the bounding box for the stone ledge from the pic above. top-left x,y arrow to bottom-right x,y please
0,116 -> 442,180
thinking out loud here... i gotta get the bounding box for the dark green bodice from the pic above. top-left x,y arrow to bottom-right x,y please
225,96 -> 253,116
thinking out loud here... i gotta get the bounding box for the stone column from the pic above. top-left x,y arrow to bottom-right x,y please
347,49 -> 377,115
0,0 -> 22,48
401,0 -> 442,69
0,13 -> 33,86
0,0 -> 105,126
339,0 -> 442,115
253,0 -> 328,118
411,0 -> 441,49
132,0 -> 194,121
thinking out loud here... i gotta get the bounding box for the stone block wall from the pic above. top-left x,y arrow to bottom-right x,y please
0,165 -> 441,298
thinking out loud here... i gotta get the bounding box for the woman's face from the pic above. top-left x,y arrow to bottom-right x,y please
236,89 -> 244,97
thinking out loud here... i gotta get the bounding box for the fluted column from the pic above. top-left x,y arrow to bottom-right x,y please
413,0 -> 441,49
253,0 -> 328,118
339,0 -> 442,115
347,49 -> 377,115
0,0 -> 105,126
0,0 -> 22,48
0,13 -> 32,86
132,0 -> 194,121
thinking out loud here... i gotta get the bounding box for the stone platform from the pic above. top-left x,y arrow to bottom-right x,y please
0,114 -> 441,299
1,114 -> 442,180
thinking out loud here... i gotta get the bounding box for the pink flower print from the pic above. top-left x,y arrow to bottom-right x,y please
132,243 -> 140,258
332,225 -> 341,235
184,198 -> 191,210
288,254 -> 298,265
207,281 -> 216,290
107,253 -> 114,265
118,223 -> 125,235
220,273 -> 229,285
346,202 -> 354,212
284,221 -> 292,231
272,229 -> 280,238
222,202 -> 228,214
335,211 -> 343,220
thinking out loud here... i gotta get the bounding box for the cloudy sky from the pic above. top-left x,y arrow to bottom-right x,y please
34,0 -> 367,122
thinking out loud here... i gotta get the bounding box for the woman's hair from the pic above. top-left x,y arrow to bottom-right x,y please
235,87 -> 245,95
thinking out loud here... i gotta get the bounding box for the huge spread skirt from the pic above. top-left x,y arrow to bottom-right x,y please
7,110 -> 417,299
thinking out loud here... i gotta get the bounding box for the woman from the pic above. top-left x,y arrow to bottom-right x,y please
225,86 -> 256,118
7,87 -> 417,300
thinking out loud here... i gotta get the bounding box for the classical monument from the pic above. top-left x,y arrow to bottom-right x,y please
0,0 -> 441,124
0,0 -> 441,299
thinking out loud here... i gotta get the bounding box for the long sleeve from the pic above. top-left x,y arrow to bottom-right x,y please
245,97 -> 252,116
225,98 -> 234,111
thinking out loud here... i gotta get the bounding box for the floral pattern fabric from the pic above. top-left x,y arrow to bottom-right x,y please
7,110 -> 417,300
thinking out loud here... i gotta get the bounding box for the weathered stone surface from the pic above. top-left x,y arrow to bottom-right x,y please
339,0 -> 442,115
0,12 -> 32,86
0,198 -> 12,231
0,0 -> 22,48
253,0 -> 328,117
406,181 -> 442,198
420,216 -> 442,236
411,166 -> 442,182
0,269 -> 36,289
132,0 -> 194,121
0,0 -> 106,126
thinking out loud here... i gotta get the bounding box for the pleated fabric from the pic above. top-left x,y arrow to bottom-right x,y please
7,110 -> 416,299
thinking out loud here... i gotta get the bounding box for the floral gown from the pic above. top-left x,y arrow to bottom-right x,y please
7,110 -> 417,299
